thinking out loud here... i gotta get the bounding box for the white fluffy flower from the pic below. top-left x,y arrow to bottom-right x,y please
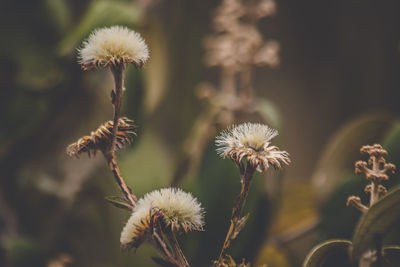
79,26 -> 149,70
215,123 -> 290,172
120,188 -> 204,249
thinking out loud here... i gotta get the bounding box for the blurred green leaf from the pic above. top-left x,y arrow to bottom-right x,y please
254,98 -> 281,129
105,195 -> 132,211
5,238 -> 48,267
58,0 -> 141,55
312,114 -> 393,205
118,130 -> 172,196
43,0 -> 71,32
151,257 -> 176,267
318,174 -> 365,240
303,239 -> 354,267
352,186 -> 400,260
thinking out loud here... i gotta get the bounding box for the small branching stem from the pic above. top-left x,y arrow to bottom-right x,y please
217,162 -> 255,264
369,156 -> 380,206
103,64 -> 137,208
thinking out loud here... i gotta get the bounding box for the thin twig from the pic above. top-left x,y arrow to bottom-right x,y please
102,152 -> 136,207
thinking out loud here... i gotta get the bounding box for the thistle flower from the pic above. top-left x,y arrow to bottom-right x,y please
215,123 -> 290,172
120,188 -> 204,249
66,117 -> 136,157
78,26 -> 149,70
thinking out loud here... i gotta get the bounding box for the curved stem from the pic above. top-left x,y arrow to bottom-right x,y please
217,162 -> 255,264
103,64 -> 137,208
103,152 -> 136,208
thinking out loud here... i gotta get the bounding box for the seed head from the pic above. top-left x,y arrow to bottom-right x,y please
78,26 -> 149,70
66,117 -> 136,157
215,123 -> 290,172
120,188 -> 204,249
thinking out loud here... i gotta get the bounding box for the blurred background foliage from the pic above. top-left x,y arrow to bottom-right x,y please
1,0 -> 400,266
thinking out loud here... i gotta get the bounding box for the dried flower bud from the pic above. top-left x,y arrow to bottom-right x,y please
355,145 -> 395,183
360,144 -> 388,158
216,123 -> 290,172
79,26 -> 149,70
66,118 -> 136,157
346,195 -> 368,213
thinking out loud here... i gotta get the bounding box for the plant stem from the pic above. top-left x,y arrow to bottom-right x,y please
110,64 -> 124,153
370,156 -> 380,206
217,162 -> 255,264
103,152 -> 136,208
103,64 -> 137,208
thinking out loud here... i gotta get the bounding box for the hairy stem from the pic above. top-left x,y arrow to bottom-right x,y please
103,64 -> 137,208
217,163 -> 255,264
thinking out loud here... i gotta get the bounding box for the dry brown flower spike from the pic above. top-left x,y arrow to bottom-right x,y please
66,117 -> 136,157
347,144 -> 396,211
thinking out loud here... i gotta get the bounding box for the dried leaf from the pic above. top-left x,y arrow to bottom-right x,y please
231,214 -> 249,240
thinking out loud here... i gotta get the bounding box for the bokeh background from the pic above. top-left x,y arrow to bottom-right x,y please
1,0 -> 400,266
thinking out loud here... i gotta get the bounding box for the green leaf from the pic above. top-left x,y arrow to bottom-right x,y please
303,239 -> 353,267
43,0 -> 71,32
352,186 -> 400,260
104,196 -> 132,211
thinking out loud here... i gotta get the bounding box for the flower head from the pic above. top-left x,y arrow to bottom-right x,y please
215,123 -> 290,172
79,26 -> 149,70
120,188 -> 204,249
66,117 -> 136,157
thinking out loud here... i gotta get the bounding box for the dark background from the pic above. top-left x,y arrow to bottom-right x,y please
1,0 -> 400,266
